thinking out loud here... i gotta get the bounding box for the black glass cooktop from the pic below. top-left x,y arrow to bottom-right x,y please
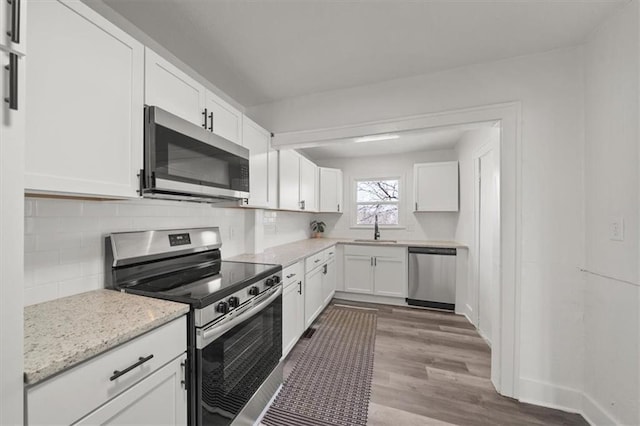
116,259 -> 281,309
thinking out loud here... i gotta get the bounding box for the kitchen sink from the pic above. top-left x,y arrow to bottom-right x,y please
353,239 -> 398,243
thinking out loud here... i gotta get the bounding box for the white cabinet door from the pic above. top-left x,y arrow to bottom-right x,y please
322,259 -> 336,306
0,0 -> 26,55
299,156 -> 317,212
267,144 -> 279,209
206,91 -> 242,145
414,161 -> 459,212
373,255 -> 407,298
319,167 -> 343,213
242,117 -> 270,208
26,0 -> 144,198
343,255 -> 373,294
75,354 -> 187,426
282,280 -> 303,358
279,150 -> 300,210
305,267 -> 324,328
145,48 -> 206,127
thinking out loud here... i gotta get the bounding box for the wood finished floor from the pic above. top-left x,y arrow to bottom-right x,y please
283,299 -> 587,426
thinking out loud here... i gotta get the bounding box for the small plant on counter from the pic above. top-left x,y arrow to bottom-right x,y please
310,220 -> 326,238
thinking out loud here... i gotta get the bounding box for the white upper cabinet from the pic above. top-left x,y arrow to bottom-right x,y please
26,0 -> 144,198
414,161 -> 459,212
299,155 -> 317,212
278,150 -> 301,210
279,150 -> 318,212
145,48 -> 206,127
242,117 -> 270,208
267,144 -> 279,209
319,167 -> 343,213
206,91 -> 242,145
0,0 -> 26,55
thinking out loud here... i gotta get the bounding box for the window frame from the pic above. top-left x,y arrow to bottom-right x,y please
350,176 -> 405,229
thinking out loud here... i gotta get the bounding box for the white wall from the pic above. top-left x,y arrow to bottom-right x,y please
583,1 -> 640,424
262,210 -> 313,249
249,47 -> 586,408
315,149 -> 459,241
23,198 -> 248,306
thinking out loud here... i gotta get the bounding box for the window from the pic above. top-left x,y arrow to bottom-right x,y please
355,178 -> 400,225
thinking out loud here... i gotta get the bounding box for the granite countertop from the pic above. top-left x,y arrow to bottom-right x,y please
227,238 -> 465,267
24,289 -> 189,385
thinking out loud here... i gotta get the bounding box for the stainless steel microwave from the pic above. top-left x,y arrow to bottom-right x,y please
141,106 -> 250,203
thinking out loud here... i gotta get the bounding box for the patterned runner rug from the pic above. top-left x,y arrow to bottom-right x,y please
262,305 -> 377,426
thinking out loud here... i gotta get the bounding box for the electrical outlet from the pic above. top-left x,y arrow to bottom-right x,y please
609,216 -> 624,241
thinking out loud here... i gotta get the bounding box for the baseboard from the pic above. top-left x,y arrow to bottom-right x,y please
333,291 -> 407,307
519,378 -> 621,426
519,377 -> 583,415
581,392 -> 619,426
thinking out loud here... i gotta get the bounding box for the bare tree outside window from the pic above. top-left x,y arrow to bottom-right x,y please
356,179 -> 400,225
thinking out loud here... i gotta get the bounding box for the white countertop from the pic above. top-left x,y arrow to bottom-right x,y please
24,289 -> 189,385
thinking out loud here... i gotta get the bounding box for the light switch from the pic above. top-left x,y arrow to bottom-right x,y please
609,215 -> 624,241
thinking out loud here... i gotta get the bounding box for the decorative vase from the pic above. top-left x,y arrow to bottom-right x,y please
312,232 -> 322,238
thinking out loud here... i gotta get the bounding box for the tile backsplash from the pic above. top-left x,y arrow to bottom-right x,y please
263,210 -> 313,249
24,197 -> 249,306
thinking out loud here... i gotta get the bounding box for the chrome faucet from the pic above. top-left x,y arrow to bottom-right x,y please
374,214 -> 380,240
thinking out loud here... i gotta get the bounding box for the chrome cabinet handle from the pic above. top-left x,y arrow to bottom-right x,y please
6,0 -> 20,44
110,354 -> 154,381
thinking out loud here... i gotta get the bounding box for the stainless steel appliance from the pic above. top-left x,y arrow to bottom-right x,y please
142,106 -> 250,203
105,228 -> 283,426
407,247 -> 457,311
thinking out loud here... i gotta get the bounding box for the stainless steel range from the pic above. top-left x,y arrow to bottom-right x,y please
105,228 -> 283,426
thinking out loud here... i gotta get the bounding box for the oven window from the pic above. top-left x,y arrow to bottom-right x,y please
198,295 -> 282,425
154,124 -> 249,191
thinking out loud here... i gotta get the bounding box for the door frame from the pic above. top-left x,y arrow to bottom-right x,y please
273,101 -> 523,398
473,140 -> 500,346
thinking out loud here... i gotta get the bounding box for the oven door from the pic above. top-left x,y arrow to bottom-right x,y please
196,287 -> 282,426
144,106 -> 250,201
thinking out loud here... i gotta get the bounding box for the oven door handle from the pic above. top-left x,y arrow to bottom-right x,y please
199,286 -> 282,347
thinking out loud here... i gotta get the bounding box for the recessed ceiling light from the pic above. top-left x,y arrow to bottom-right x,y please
354,134 -> 400,143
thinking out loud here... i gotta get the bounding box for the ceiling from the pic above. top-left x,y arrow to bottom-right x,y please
102,0 -> 625,107
299,125 -> 479,161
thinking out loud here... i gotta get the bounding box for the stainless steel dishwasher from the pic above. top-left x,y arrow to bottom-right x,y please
407,247 -> 457,311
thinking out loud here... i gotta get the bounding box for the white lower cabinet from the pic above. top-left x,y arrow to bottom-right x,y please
26,316 -> 187,426
75,354 -> 187,426
343,245 -> 408,298
282,279 -> 304,358
304,266 -> 324,328
322,258 -> 336,305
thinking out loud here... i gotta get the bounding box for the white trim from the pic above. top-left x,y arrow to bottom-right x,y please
272,101 -> 523,399
519,377 -> 583,415
581,392 -> 620,426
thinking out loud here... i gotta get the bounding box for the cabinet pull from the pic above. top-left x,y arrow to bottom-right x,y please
300,200 -> 305,210
374,257 -> 377,266
298,281 -> 302,295
6,0 -> 20,44
415,202 -> 418,211
314,259 -> 321,264
202,108 -> 208,129
323,264 -> 327,274
370,257 -> 373,266
208,112 -> 213,131
4,53 -> 17,110
286,273 -> 296,279
337,204 -> 340,212
110,354 -> 154,381
180,361 -> 186,388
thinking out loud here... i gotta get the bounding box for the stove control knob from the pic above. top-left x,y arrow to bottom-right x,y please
228,296 -> 240,308
216,301 -> 229,314
248,286 -> 260,296
265,278 -> 275,287
272,275 -> 281,284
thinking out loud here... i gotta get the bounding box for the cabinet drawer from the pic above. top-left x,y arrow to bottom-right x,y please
283,261 -> 304,288
305,250 -> 327,273
27,316 -> 186,426
324,246 -> 337,260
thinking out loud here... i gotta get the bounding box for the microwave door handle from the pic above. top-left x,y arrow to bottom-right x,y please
200,286 -> 282,346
